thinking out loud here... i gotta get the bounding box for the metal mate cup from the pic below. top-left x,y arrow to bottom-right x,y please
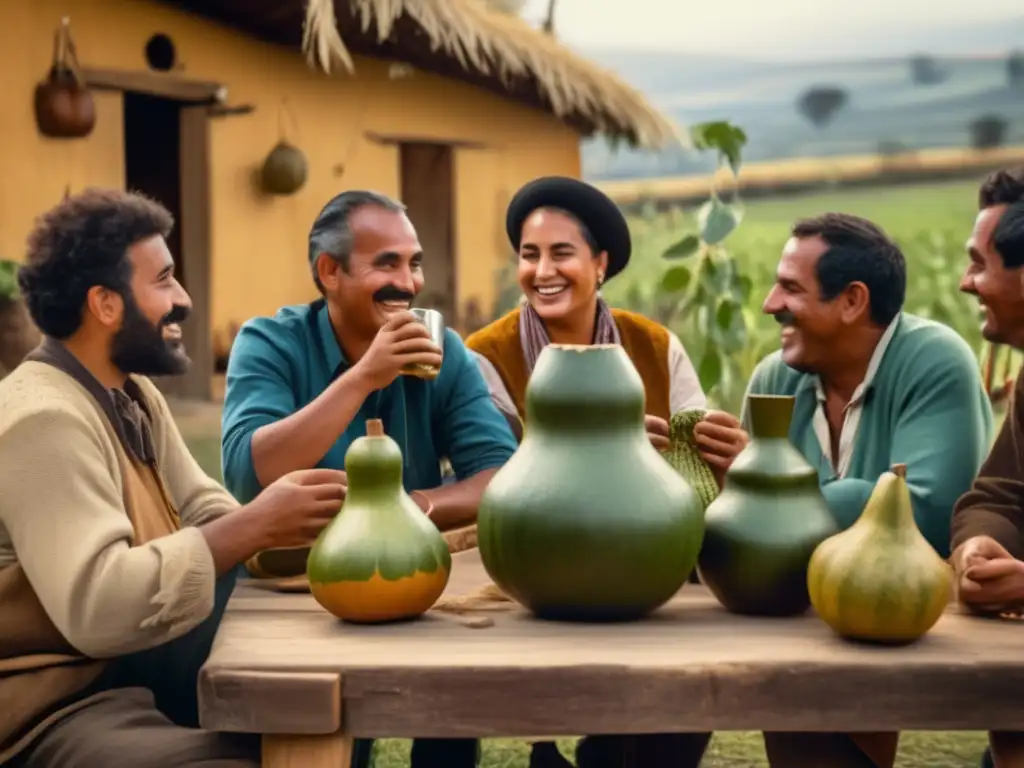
401,308 -> 444,380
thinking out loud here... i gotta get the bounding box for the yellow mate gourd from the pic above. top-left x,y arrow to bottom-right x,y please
807,463 -> 953,644
307,419 -> 451,623
664,408 -> 720,511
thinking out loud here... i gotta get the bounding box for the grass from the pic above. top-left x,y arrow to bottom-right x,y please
176,178 -> 999,767
188,435 -> 221,480
366,733 -> 990,767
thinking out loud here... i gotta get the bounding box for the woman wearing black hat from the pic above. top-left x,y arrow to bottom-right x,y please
465,175 -> 747,479
465,176 -> 748,768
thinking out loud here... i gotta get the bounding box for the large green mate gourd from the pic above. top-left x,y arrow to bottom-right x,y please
697,394 -> 839,616
808,463 -> 953,644
306,419 -> 451,623
477,344 -> 705,621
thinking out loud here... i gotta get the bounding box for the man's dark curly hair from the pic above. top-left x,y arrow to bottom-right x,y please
18,188 -> 174,339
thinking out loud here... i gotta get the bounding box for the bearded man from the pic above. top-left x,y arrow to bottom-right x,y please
742,211 -> 993,767
0,189 -> 348,768
221,189 -> 518,768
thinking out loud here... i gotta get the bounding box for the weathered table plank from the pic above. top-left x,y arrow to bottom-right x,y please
199,550 -> 1024,737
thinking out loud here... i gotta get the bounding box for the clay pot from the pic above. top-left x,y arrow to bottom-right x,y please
34,70 -> 95,139
34,19 -> 95,139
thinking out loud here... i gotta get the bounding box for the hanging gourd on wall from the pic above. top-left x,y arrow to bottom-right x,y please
260,98 -> 308,195
34,17 -> 96,139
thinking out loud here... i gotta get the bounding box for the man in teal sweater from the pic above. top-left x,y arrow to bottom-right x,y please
743,213 -> 992,557
221,190 -> 517,768
741,212 -> 993,768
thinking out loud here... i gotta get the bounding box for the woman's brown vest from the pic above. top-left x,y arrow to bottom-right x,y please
465,307 -> 672,422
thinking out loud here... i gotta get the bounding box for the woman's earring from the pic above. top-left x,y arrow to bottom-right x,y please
597,271 -> 605,286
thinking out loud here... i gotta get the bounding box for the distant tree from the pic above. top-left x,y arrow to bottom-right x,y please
877,139 -> 907,157
909,54 -> 948,86
969,115 -> 1009,150
1008,50 -> 1024,89
797,86 -> 849,129
877,139 -> 918,174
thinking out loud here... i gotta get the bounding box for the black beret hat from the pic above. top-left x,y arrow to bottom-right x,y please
505,176 -> 632,282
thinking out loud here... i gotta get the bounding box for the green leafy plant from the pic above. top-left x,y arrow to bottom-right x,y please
656,121 -> 753,406
0,260 -> 20,304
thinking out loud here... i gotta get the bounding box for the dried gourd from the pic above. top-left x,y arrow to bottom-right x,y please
261,141 -> 308,195
808,463 -> 953,644
307,419 -> 451,623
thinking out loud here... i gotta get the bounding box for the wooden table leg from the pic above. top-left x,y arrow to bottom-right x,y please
262,733 -> 355,768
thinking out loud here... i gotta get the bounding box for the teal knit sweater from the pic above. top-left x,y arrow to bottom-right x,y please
741,313 -> 994,558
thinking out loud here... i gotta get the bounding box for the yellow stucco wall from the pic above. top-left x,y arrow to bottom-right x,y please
0,0 -> 581,347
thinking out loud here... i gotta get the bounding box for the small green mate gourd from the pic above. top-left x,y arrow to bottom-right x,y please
306,419 -> 452,623
807,463 -> 953,644
697,394 -> 838,616
664,407 -> 720,511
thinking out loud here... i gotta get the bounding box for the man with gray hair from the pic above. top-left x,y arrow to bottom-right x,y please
221,190 -> 518,766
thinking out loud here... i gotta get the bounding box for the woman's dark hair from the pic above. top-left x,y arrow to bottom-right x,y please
18,188 -> 173,339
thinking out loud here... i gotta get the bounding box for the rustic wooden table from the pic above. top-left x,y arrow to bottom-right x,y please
198,549 -> 1024,768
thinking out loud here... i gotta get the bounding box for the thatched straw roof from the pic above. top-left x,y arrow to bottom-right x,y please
161,0 -> 683,149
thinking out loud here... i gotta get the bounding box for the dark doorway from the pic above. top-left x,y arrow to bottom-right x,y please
122,92 -> 212,401
400,143 -> 457,326
124,92 -> 183,285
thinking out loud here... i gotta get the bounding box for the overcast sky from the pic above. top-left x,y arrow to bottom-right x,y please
519,0 -> 1024,58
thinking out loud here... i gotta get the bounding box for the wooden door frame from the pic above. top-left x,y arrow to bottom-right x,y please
83,67 -> 225,102
381,134 -> 497,336
83,67 -> 253,401
398,141 -> 460,329
174,105 -> 214,401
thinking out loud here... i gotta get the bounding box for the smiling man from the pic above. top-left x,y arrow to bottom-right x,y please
952,166 -> 1024,615
222,189 -> 517,530
0,189 -> 353,768
740,211 -> 992,768
949,167 -> 1024,768
220,189 -> 517,768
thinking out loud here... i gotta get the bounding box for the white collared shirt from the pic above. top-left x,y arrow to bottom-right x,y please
812,315 -> 900,478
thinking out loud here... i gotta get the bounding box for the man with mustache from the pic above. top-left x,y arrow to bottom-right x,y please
949,166 -> 1024,768
0,189 -> 349,767
221,189 -> 518,768
741,212 -> 993,768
